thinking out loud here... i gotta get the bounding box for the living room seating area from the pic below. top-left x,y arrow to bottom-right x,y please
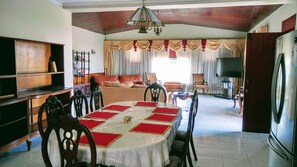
90,74 -> 168,105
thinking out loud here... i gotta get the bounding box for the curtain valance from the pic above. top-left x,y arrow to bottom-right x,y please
104,39 -> 246,75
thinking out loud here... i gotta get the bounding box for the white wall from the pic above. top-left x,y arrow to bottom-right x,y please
0,0 -> 73,87
72,26 -> 105,73
249,4 -> 297,32
106,24 -> 247,40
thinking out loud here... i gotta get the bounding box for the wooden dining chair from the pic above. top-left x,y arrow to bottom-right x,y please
144,82 -> 167,103
169,91 -> 198,167
90,86 -> 104,112
41,113 -> 97,167
38,95 -> 66,138
174,90 -> 198,161
69,89 -> 89,117
145,72 -> 162,85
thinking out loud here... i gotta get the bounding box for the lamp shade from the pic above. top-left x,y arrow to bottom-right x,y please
126,5 -> 162,33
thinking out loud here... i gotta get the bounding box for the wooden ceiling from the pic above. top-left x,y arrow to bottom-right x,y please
72,5 -> 281,34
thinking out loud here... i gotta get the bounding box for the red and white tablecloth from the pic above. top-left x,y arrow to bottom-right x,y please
50,101 -> 182,167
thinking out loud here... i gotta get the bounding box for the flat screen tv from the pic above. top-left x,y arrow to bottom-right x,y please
216,57 -> 243,78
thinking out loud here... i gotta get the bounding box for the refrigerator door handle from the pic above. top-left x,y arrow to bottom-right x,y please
267,134 -> 289,160
271,53 -> 286,123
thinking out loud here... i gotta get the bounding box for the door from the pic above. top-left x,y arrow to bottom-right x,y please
243,33 -> 281,133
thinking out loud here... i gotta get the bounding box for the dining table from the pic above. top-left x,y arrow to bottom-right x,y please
49,101 -> 182,167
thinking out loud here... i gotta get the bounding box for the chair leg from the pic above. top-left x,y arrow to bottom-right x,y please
183,159 -> 187,167
187,151 -> 194,167
233,97 -> 237,108
190,137 -> 198,161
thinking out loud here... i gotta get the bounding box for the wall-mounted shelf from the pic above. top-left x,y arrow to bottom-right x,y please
73,50 -> 91,96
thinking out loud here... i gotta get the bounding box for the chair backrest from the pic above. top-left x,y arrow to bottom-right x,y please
185,91 -> 199,142
145,72 -> 158,85
192,73 -> 205,85
41,113 -> 96,167
69,89 -> 89,117
178,92 -> 197,159
191,90 -> 199,133
144,83 -> 167,103
38,95 -> 66,138
90,86 -> 104,112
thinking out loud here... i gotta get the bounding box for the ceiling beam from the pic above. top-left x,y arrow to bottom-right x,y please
59,0 -> 295,13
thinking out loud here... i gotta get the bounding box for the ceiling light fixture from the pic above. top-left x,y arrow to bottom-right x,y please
126,0 -> 164,34
154,10 -> 163,36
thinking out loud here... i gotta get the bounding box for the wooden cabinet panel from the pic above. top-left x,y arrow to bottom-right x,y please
17,75 -> 52,91
243,33 -> 282,133
15,40 -> 51,74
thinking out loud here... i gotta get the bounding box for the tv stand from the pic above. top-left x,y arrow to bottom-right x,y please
215,80 -> 233,99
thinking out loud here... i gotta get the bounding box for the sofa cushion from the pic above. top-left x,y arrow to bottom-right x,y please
119,74 -> 143,84
103,81 -> 121,87
118,82 -> 134,88
132,84 -> 147,88
95,75 -> 119,86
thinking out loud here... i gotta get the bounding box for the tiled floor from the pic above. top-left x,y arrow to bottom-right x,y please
0,95 -> 285,167
178,95 -> 286,167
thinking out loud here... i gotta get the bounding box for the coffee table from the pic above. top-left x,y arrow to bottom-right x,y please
172,92 -> 194,105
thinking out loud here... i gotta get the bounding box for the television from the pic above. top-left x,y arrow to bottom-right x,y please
216,57 -> 243,78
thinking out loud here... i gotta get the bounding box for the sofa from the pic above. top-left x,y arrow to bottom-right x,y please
90,74 -> 168,105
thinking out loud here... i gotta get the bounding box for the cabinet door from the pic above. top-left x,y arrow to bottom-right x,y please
243,33 -> 281,133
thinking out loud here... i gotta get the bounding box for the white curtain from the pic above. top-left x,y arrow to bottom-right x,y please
112,49 -> 152,76
111,46 -> 234,94
151,49 -> 191,85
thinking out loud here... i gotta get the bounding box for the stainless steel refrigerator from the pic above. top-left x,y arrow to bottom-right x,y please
268,30 -> 297,167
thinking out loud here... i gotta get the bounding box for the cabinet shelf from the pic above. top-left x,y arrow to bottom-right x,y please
18,87 -> 70,99
0,94 -> 15,101
17,72 -> 64,76
0,75 -> 16,79
0,116 -> 27,128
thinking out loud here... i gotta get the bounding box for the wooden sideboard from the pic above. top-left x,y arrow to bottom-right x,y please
0,36 -> 71,153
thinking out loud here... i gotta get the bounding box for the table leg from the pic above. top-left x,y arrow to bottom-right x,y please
238,97 -> 243,116
172,96 -> 177,105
